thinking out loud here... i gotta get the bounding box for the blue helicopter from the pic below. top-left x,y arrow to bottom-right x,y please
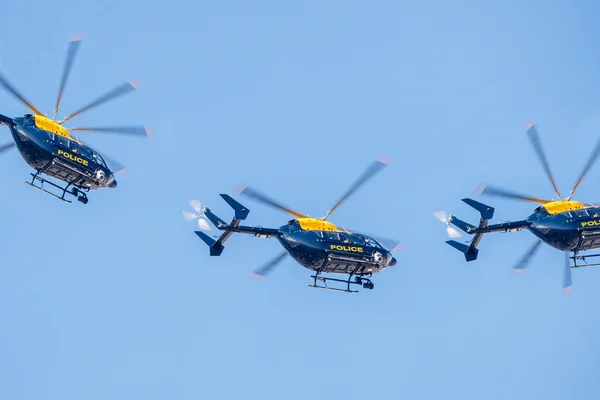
436,122 -> 600,292
0,34 -> 153,204
183,156 -> 402,293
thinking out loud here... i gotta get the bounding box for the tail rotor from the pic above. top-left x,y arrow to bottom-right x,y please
182,200 -> 212,231
433,211 -> 462,238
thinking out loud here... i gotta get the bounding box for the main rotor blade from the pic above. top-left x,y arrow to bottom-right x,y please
54,34 -> 82,119
372,236 -> 404,252
525,122 -> 562,199
510,239 -> 542,273
236,185 -> 308,219
563,252 -> 573,293
60,80 -> 140,123
0,72 -> 43,116
251,251 -> 288,279
102,153 -> 128,176
0,141 -> 15,154
567,137 -> 600,200
70,125 -> 155,138
475,184 -> 553,204
86,146 -> 128,176
322,155 -> 390,220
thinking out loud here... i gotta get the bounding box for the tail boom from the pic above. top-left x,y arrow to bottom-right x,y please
445,198 -> 530,262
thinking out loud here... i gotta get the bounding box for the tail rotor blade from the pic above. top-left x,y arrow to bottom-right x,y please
188,200 -> 202,213
251,251 -> 288,279
433,210 -> 447,222
54,34 -> 82,119
197,218 -> 211,231
564,252 -> 573,293
447,227 -> 462,238
432,211 -> 462,238
510,239 -> 542,274
182,210 -> 196,222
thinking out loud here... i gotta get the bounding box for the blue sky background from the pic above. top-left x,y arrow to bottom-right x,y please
1,0 -> 600,399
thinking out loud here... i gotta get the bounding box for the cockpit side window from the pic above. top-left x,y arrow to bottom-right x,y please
55,135 -> 69,148
68,140 -> 92,159
78,144 -> 93,159
340,233 -> 366,246
572,209 -> 590,218
324,231 -> 340,241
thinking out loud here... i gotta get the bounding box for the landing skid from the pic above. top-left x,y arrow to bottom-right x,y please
308,271 -> 374,294
25,169 -> 89,204
571,252 -> 600,269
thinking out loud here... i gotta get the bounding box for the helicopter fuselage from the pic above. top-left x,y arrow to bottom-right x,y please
524,206 -> 600,252
275,221 -> 397,275
3,114 -> 117,190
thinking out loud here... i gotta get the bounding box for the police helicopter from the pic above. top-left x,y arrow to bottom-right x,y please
435,121 -> 600,292
0,34 -> 153,204
182,156 -> 402,293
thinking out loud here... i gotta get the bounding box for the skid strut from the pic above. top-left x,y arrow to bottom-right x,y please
308,271 -> 374,294
25,164 -> 89,204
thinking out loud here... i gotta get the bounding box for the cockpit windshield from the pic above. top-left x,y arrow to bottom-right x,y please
90,150 -> 108,167
75,143 -> 93,159
363,236 -> 383,249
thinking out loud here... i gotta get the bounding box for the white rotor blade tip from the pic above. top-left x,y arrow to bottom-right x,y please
188,200 -> 202,212
447,227 -> 461,238
433,211 -> 447,222
182,210 -> 196,222
198,218 -> 212,231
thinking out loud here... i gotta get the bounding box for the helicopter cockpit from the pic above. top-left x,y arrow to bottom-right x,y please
89,149 -> 108,168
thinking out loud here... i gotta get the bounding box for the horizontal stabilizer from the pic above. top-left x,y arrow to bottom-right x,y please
195,231 -> 225,256
220,194 -> 250,220
446,240 -> 479,262
462,198 -> 494,220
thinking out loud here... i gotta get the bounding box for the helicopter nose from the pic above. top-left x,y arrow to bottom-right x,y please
389,257 -> 397,266
109,179 -> 117,188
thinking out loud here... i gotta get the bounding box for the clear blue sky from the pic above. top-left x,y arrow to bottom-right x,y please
1,0 -> 599,399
